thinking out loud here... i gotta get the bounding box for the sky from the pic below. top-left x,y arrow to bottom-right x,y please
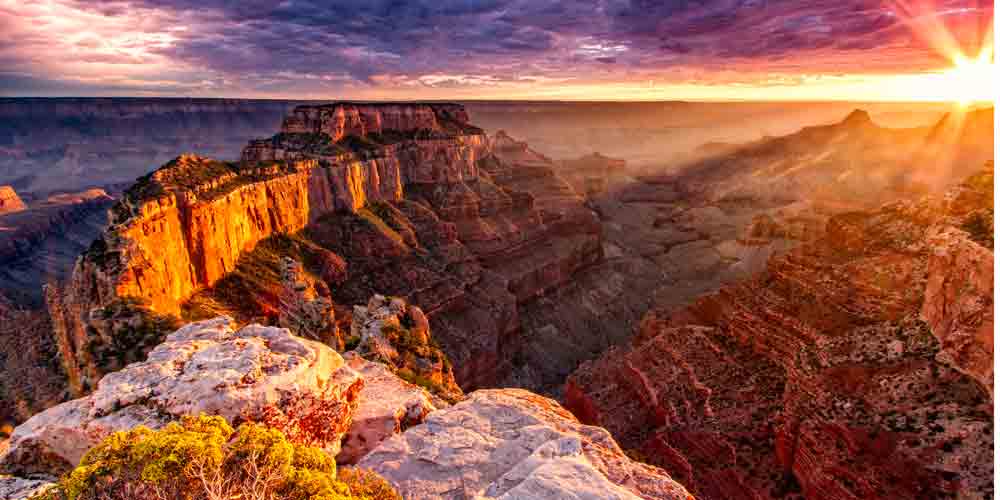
0,0 -> 994,101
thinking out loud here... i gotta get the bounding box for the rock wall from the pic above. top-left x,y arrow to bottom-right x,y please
277,102 -> 472,141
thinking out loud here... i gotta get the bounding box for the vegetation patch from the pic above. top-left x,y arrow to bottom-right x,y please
38,414 -> 399,500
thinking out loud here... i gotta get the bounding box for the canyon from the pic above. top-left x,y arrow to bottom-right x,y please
0,100 -> 993,499
565,162 -> 994,499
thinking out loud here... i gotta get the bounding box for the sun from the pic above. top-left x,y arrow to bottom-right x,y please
942,50 -> 995,106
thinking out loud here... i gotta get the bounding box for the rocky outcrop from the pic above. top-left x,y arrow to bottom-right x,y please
350,295 -> 463,403
0,186 -> 25,215
920,162 -> 994,397
360,389 -> 694,500
565,164 -> 995,499
0,317 -> 363,475
278,256 -> 339,346
48,104 -> 496,393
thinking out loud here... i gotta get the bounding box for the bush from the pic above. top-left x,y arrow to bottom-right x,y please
39,415 -> 398,500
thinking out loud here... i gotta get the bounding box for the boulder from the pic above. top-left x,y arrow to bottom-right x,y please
0,317 -> 363,475
359,389 -> 693,500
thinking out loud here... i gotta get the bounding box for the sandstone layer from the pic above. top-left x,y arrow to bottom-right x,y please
0,317 -> 363,475
360,388 -> 694,500
565,163 -> 995,499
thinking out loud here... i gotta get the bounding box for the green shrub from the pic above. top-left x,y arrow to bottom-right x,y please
40,414 -> 398,500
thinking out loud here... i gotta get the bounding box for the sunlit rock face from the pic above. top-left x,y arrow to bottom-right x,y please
565,163 -> 994,500
0,186 -> 25,215
0,317 -> 363,476
360,388 -> 694,500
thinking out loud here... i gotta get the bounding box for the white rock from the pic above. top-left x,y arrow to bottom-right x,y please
337,354 -> 438,464
0,317 -> 362,475
359,389 -> 692,500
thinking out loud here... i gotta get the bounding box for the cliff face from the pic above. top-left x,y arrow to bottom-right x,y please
564,163 -> 994,499
51,103 -> 601,394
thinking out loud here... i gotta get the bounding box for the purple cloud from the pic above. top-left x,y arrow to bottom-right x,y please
0,0 -> 992,97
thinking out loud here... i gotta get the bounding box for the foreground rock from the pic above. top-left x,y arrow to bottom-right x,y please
337,353 -> 438,465
0,317 -> 363,475
360,389 -> 693,500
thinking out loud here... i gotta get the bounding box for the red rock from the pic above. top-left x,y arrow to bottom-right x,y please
565,163 -> 995,500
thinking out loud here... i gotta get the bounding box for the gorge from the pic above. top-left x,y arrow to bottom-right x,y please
0,101 -> 993,499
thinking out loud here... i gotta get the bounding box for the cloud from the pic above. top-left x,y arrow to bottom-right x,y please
0,0 -> 993,97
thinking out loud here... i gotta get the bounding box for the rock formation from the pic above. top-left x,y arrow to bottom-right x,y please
359,389 -> 694,500
50,103 -> 606,394
0,186 -> 25,215
350,295 -> 463,404
565,163 -> 995,499
0,317 -> 363,475
278,256 -> 339,346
